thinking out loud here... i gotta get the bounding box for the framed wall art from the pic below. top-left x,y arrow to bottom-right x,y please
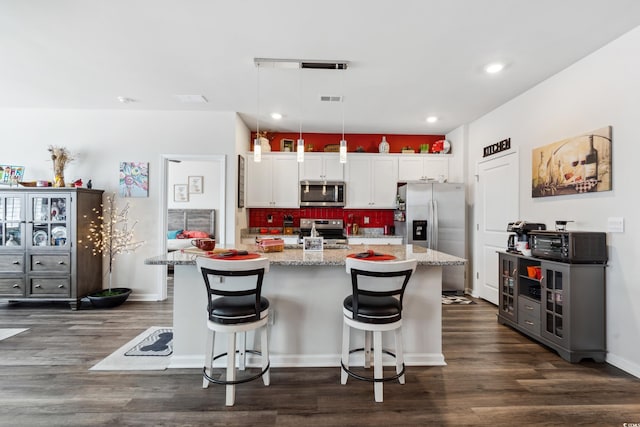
532,126 -> 612,198
173,184 -> 189,202
237,155 -> 245,208
303,236 -> 324,252
188,176 -> 203,194
280,138 -> 295,152
119,161 -> 149,197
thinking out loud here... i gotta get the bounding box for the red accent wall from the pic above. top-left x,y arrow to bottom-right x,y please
252,132 -> 446,154
249,207 -> 394,229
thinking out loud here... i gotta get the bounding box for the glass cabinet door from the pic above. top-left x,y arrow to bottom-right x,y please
0,193 -> 25,248
28,194 -> 70,248
499,254 -> 518,322
542,263 -> 568,345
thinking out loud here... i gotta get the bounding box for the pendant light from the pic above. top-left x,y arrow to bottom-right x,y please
339,72 -> 347,163
253,63 -> 262,162
297,67 -> 305,163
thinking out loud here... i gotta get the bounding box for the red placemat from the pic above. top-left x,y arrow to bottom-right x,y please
207,251 -> 261,261
347,250 -> 396,261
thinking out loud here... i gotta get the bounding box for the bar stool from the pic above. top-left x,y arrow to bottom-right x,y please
341,257 -> 417,402
196,256 -> 271,406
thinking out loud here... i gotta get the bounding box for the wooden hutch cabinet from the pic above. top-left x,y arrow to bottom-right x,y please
0,188 -> 103,309
497,251 -> 606,363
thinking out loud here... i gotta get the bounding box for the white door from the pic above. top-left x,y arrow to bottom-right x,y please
475,152 -> 518,304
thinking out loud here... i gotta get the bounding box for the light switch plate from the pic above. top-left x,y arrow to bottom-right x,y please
607,217 -> 624,233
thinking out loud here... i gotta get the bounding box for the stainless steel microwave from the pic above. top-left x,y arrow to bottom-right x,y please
529,231 -> 607,263
299,181 -> 345,207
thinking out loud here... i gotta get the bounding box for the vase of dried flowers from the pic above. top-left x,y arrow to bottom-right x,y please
48,145 -> 73,187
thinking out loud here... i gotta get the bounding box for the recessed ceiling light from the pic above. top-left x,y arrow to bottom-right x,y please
426,116 -> 438,123
117,96 -> 136,104
485,63 -> 504,74
271,112 -> 283,120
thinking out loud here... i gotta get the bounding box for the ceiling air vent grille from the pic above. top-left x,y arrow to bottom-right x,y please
319,95 -> 343,103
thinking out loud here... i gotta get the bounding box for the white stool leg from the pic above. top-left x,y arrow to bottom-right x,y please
238,331 -> 246,371
395,327 -> 405,384
225,332 -> 237,406
373,330 -> 383,402
261,323 -> 270,386
341,318 -> 350,385
364,330 -> 372,368
203,328 -> 215,388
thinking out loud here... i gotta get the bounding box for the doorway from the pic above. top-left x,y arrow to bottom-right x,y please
158,154 -> 226,300
474,151 -> 518,304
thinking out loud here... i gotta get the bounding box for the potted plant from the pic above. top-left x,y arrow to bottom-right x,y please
85,193 -> 144,308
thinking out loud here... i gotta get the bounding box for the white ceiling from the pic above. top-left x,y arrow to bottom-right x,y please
2,1 -> 639,135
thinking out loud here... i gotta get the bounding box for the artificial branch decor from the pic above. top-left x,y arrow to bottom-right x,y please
84,193 -> 144,298
48,145 -> 74,187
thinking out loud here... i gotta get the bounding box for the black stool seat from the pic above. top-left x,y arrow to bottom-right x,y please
343,295 -> 401,324
210,296 -> 270,324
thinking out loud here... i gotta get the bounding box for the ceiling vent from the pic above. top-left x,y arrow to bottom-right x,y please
254,58 -> 348,70
301,61 -> 348,70
319,95 -> 343,103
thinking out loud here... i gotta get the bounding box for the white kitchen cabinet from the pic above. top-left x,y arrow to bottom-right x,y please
398,155 -> 449,182
246,153 -> 299,207
299,153 -> 344,181
346,155 -> 398,208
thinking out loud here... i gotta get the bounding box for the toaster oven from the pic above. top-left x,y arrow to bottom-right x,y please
529,231 -> 607,263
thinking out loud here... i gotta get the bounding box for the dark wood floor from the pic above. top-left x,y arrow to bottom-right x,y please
1,281 -> 639,426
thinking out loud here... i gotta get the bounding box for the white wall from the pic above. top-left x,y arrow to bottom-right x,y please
457,26 -> 640,377
0,109 -> 243,301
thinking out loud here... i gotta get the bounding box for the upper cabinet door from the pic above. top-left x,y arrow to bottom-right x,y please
299,154 -> 344,181
345,155 -> 398,208
246,154 -> 299,207
0,193 -> 25,249
398,156 -> 449,181
271,155 -> 299,207
28,193 -> 71,249
246,156 -> 274,207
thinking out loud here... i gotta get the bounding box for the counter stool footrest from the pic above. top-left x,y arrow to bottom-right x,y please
341,347 -> 406,383
203,349 -> 270,386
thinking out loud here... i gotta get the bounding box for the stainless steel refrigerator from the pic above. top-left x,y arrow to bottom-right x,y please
396,182 -> 466,293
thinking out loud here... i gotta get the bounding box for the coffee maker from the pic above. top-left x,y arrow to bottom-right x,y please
507,221 -> 546,253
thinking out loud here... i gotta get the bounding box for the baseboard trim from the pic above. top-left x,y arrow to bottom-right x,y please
168,352 -> 446,369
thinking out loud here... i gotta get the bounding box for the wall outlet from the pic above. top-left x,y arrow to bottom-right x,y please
607,217 -> 624,233
267,214 -> 273,223
364,216 -> 370,224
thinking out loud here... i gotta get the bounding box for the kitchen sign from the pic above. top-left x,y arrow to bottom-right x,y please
483,138 -> 511,157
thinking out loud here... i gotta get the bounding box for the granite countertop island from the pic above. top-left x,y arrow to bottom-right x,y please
146,243 -> 466,267
146,244 -> 466,369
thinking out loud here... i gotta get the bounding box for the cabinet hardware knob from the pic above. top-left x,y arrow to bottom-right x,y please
524,320 -> 534,325
525,305 -> 533,310
58,261 -> 65,265
57,284 -> 64,288
12,261 -> 20,265
35,261 -> 42,265
34,284 -> 41,288
12,284 -> 20,288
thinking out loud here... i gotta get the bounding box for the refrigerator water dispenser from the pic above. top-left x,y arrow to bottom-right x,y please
412,220 -> 427,241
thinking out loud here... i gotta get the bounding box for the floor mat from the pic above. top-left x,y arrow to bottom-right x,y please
442,295 -> 475,304
89,326 -> 172,371
0,328 -> 28,341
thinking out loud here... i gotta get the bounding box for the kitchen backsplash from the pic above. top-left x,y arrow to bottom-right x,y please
248,208 -> 394,228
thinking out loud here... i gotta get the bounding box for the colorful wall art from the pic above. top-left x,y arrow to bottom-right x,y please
119,162 -> 149,197
532,126 -> 612,198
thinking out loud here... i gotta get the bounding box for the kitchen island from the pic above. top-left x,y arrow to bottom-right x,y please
145,244 -> 466,369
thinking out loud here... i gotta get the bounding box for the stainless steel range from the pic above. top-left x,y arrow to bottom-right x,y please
299,218 -> 348,245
